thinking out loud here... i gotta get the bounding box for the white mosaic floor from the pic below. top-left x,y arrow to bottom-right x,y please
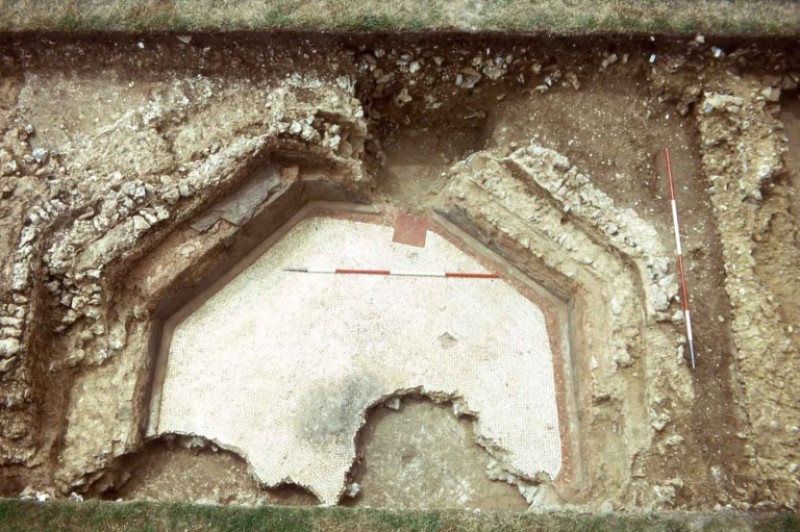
153,217 -> 562,504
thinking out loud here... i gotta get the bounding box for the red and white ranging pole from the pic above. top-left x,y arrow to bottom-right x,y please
285,267 -> 498,279
663,148 -> 696,369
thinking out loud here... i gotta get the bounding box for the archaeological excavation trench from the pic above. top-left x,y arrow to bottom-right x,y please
0,32 -> 798,511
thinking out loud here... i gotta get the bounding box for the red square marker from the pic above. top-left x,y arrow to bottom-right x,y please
392,213 -> 428,248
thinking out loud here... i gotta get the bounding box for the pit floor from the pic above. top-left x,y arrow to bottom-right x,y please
150,215 -> 563,506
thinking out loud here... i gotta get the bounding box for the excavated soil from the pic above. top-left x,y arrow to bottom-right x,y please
0,32 -> 798,511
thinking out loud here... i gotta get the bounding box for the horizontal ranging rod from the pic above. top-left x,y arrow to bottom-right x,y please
285,267 -> 498,279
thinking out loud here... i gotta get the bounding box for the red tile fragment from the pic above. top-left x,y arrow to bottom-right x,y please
392,213 -> 428,248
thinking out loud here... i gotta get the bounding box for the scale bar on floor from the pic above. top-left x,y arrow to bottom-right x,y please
285,267 -> 498,279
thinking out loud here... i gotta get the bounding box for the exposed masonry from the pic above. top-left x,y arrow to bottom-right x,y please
5,78 -> 367,370
1,75 -> 369,469
445,144 -> 694,507
696,80 -> 800,503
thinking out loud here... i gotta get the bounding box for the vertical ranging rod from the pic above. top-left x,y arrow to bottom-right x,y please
663,148 -> 696,369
